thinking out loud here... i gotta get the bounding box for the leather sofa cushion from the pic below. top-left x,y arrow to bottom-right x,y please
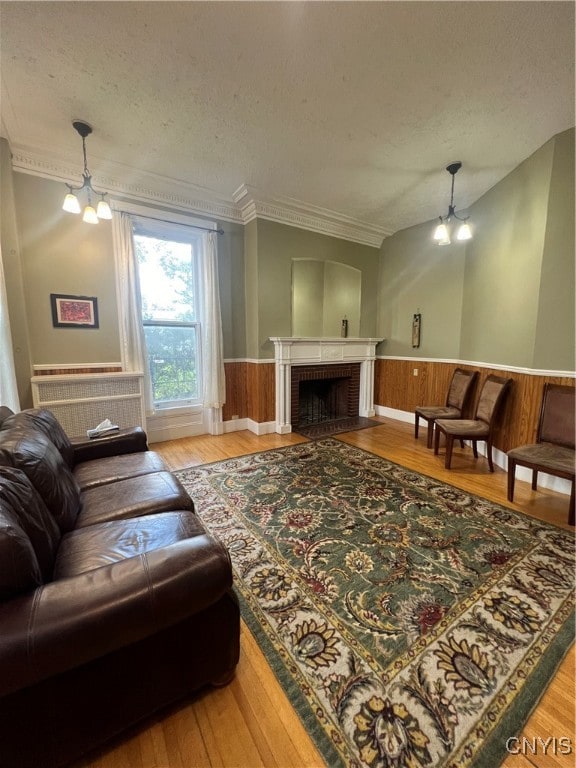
73,450 -> 167,490
77,471 -> 194,528
1,409 -> 74,468
70,427 -> 148,464
0,468 -> 60,581
0,431 -> 81,533
54,511 -> 207,578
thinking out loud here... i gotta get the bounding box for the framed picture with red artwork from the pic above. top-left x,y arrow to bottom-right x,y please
50,293 -> 99,329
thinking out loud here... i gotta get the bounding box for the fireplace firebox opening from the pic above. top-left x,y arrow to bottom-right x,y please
297,378 -> 349,426
290,363 -> 361,429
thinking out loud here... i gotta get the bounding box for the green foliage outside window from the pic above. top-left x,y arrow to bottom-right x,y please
134,232 -> 201,406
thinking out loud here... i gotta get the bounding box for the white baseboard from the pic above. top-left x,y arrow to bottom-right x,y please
375,405 -> 572,498
376,405 -> 414,425
223,417 -> 249,433
222,417 -> 277,435
248,419 -> 277,435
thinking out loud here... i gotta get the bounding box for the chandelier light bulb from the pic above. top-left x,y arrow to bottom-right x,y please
456,222 -> 472,241
62,192 -> 81,214
433,221 -> 449,243
82,205 -> 99,224
96,197 -> 112,220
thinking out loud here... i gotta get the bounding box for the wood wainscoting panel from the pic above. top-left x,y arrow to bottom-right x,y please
375,358 -> 575,453
223,362 -> 275,425
223,362 -> 248,421
246,362 -> 275,424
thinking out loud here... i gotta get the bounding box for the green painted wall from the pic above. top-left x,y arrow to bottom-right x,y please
533,128 -> 575,370
251,219 -> 380,359
13,172 -> 121,365
292,259 -> 362,338
378,220 -> 466,359
459,138 -> 554,367
378,128 -> 575,373
1,139 -> 33,405
244,219 -> 259,359
211,219 -> 246,360
291,259 -> 325,337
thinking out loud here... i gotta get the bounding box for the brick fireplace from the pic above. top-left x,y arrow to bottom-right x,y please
270,337 -> 383,434
291,363 -> 360,428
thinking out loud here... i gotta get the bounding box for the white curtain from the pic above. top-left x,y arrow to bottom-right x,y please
201,231 -> 226,410
0,244 -> 20,411
112,211 -> 154,415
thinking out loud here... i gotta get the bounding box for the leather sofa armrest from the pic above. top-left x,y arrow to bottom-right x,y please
70,426 -> 149,464
0,535 -> 233,697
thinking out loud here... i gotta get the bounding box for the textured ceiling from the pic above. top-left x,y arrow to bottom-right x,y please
1,1 -> 574,236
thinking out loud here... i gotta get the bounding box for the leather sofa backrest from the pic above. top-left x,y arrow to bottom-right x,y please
0,501 -> 42,599
0,406 -> 14,429
0,468 -> 61,598
1,409 -> 75,468
0,430 -> 81,533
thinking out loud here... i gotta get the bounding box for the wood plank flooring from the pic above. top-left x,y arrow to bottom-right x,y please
76,417 -> 574,768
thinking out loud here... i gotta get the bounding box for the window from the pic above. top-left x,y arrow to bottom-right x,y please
133,218 -> 203,410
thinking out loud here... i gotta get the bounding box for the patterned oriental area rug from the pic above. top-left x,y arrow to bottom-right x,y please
176,439 -> 575,768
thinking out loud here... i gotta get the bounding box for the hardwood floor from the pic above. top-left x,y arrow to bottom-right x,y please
76,417 -> 574,768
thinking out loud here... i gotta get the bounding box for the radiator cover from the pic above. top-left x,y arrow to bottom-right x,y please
31,372 -> 145,437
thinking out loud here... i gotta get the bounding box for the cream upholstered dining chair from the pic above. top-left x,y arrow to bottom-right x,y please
414,368 -> 478,448
434,374 -> 512,471
507,384 -> 575,526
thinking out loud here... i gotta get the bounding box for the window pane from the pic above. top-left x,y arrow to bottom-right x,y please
134,235 -> 196,321
144,325 -> 200,406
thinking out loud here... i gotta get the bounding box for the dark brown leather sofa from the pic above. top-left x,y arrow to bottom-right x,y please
0,406 -> 240,768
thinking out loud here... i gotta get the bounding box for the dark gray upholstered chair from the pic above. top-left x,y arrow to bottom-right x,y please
434,374 -> 512,471
507,384 -> 575,526
415,368 -> 478,448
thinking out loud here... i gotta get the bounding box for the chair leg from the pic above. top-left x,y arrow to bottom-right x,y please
445,436 -> 454,469
426,421 -> 434,449
487,441 -> 494,472
472,441 -> 478,459
415,414 -> 419,440
507,460 -> 516,502
434,424 -> 441,455
569,481 -> 575,527
531,469 -> 538,491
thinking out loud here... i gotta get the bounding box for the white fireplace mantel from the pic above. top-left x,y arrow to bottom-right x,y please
270,337 -> 384,434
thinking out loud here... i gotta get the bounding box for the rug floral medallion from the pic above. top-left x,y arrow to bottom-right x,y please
177,439 -> 575,768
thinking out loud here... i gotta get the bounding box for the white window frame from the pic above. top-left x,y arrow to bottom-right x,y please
133,216 -> 203,410
111,200 -> 218,440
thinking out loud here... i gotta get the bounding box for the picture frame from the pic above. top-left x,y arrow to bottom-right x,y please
412,312 -> 421,348
50,293 -> 99,329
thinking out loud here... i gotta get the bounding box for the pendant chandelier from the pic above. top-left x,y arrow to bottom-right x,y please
432,161 -> 472,245
62,120 -> 112,223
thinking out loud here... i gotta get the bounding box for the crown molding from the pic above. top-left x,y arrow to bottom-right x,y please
10,146 -> 243,224
233,184 -> 390,247
10,146 -> 387,247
